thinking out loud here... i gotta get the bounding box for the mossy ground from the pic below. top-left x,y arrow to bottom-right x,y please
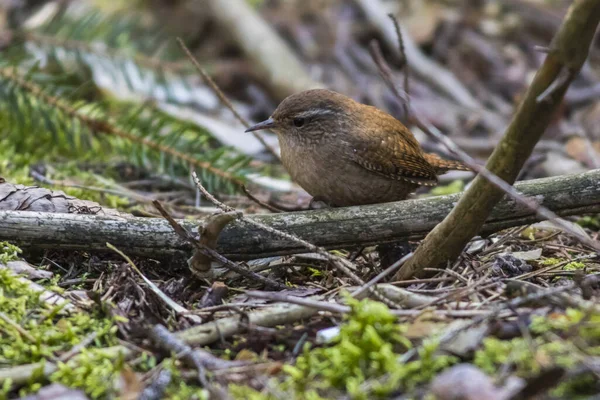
0,244 -> 207,399
228,299 -> 600,399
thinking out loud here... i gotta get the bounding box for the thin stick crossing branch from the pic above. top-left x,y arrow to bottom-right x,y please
190,171 -> 401,308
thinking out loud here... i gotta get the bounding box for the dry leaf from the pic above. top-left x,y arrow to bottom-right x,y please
188,212 -> 238,278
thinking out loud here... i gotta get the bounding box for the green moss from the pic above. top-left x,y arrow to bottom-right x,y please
474,337 -> 576,376
0,267 -> 123,399
233,296 -> 458,399
0,160 -> 129,210
0,135 -> 128,209
47,164 -> 129,209
577,215 -> 600,230
429,180 -> 464,196
246,0 -> 266,8
530,308 -> 600,347
162,359 -> 210,400
0,142 -> 33,185
562,261 -> 586,271
475,308 -> 600,395
307,267 -> 322,278
48,348 -> 125,399
552,373 -> 599,399
229,385 -> 278,400
0,268 -> 118,365
0,242 -> 22,264
539,257 -> 562,266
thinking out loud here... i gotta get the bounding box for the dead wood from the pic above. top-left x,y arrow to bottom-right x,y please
0,170 -> 598,260
0,182 -> 127,217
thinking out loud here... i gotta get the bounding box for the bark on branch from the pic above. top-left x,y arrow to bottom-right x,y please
0,170 -> 599,261
396,0 -> 600,280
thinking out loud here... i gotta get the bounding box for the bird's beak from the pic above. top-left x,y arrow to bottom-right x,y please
245,117 -> 275,132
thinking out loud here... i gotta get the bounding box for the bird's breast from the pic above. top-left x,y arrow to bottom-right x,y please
278,137 -> 415,206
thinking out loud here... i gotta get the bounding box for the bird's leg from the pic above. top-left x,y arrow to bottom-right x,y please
309,196 -> 334,210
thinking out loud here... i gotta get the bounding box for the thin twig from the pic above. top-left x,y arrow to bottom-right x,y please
241,185 -> 283,213
246,291 -> 495,318
351,253 -> 412,298
388,14 -> 410,118
368,40 -> 600,252
107,242 -> 189,316
177,38 -> 280,161
0,312 -> 36,342
191,171 -> 400,308
149,325 -> 231,399
152,200 -> 287,290
246,291 -> 349,314
150,325 -> 209,386
59,332 -> 98,363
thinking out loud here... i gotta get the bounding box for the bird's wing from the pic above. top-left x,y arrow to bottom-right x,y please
348,112 -> 438,186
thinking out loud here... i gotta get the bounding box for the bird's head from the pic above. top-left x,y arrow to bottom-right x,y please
245,89 -> 354,142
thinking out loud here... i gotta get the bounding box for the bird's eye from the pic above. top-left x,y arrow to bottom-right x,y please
293,117 -> 305,127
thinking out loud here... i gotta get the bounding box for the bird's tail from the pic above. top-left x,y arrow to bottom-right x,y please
424,153 -> 470,174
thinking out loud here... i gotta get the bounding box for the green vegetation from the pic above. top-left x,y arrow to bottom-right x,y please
428,180 -> 464,196
0,251 -> 215,399
0,242 -> 22,264
577,215 -> 600,230
49,349 -> 126,399
162,359 -> 210,400
230,302 -> 600,399
0,6 -> 271,198
474,308 -> 600,397
0,263 -> 122,398
231,296 -> 457,399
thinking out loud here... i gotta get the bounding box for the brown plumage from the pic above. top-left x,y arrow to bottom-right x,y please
246,89 -> 470,207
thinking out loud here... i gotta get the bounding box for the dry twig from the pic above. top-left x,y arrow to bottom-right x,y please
177,38 -> 280,161
107,242 -> 190,317
190,171 -> 400,308
152,200 -> 287,290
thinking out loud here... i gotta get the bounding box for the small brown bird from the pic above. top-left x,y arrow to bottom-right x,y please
246,89 -> 469,207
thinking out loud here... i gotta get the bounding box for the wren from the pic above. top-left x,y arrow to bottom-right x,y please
246,89 -> 469,207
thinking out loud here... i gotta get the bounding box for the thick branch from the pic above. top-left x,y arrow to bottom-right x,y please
397,1 -> 600,280
0,170 -> 599,260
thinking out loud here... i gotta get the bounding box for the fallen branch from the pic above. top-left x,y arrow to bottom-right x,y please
0,170 -> 599,260
177,301 -> 320,346
177,290 -> 488,347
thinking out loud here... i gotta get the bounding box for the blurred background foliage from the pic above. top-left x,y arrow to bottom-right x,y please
2,0 -> 597,213
0,0 -> 273,209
